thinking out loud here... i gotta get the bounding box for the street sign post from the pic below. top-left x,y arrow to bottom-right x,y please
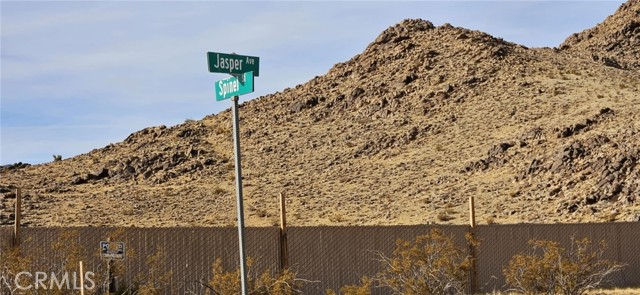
230,94 -> 248,295
207,52 -> 260,76
207,51 -> 260,295
215,71 -> 254,101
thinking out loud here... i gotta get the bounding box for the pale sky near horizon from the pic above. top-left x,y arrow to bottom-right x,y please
0,0 -> 625,165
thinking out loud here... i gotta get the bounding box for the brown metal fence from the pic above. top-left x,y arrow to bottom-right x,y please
0,227 -> 280,294
1,223 -> 639,294
0,228 -> 11,249
474,223 -> 640,291
287,225 -> 470,294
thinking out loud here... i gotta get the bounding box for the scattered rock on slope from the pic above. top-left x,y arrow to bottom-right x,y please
560,0 -> 640,70
0,1 -> 639,227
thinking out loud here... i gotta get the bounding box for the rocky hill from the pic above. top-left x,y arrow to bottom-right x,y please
560,0 -> 640,71
1,1 -> 639,227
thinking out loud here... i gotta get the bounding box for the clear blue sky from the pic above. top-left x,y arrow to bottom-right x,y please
0,1 -> 624,165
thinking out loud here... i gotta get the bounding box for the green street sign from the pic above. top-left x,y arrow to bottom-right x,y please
208,52 -> 260,77
215,71 -> 254,101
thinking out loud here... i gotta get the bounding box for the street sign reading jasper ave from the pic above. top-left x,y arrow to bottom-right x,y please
207,52 -> 260,77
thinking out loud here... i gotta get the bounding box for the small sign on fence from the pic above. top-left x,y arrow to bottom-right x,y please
100,241 -> 125,260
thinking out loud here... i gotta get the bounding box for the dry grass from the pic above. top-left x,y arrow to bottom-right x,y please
587,289 -> 640,295
1,8 -> 640,228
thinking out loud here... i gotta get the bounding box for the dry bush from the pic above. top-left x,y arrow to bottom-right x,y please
375,229 -> 474,295
504,237 -> 625,295
51,230 -> 87,278
326,229 -> 475,295
44,230 -> 93,295
0,245 -> 32,295
0,230 -> 97,295
324,277 -> 372,295
101,229 -> 181,295
1,228 -> 171,295
203,257 -> 304,295
132,247 -> 172,295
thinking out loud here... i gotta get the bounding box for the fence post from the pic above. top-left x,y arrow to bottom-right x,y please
279,193 -> 289,271
468,195 -> 477,294
469,195 -> 476,228
80,261 -> 85,295
13,188 -> 22,247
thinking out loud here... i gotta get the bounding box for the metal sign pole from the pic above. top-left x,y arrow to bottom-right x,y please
232,95 -> 249,295
209,52 -> 256,295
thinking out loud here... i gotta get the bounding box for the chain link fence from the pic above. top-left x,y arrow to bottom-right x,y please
1,223 -> 639,294
474,223 -> 640,292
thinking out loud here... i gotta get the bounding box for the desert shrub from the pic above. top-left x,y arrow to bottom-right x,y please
45,230 -> 92,295
0,246 -> 32,295
1,229 -> 181,295
204,257 -> 304,295
503,237 -> 624,295
0,231 -> 97,295
324,277 -> 372,295
132,247 -> 172,295
51,230 -> 86,273
375,229 -> 474,295
326,229 -> 474,295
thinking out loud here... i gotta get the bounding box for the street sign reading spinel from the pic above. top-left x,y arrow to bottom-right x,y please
215,71 -> 254,101
207,52 -> 260,77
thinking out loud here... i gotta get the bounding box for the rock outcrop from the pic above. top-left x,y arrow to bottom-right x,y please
1,1 -> 639,227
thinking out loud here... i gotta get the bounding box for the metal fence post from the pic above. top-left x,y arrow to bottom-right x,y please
79,261 -> 86,295
468,196 -> 477,294
13,188 -> 22,247
279,193 -> 289,271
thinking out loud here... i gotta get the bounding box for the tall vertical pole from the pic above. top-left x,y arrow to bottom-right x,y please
13,188 -> 22,247
468,195 -> 476,228
232,95 -> 249,295
468,196 -> 477,294
79,261 -> 86,295
279,193 -> 289,271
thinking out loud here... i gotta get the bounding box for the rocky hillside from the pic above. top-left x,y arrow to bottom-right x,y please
560,0 -> 640,70
1,1 -> 639,227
